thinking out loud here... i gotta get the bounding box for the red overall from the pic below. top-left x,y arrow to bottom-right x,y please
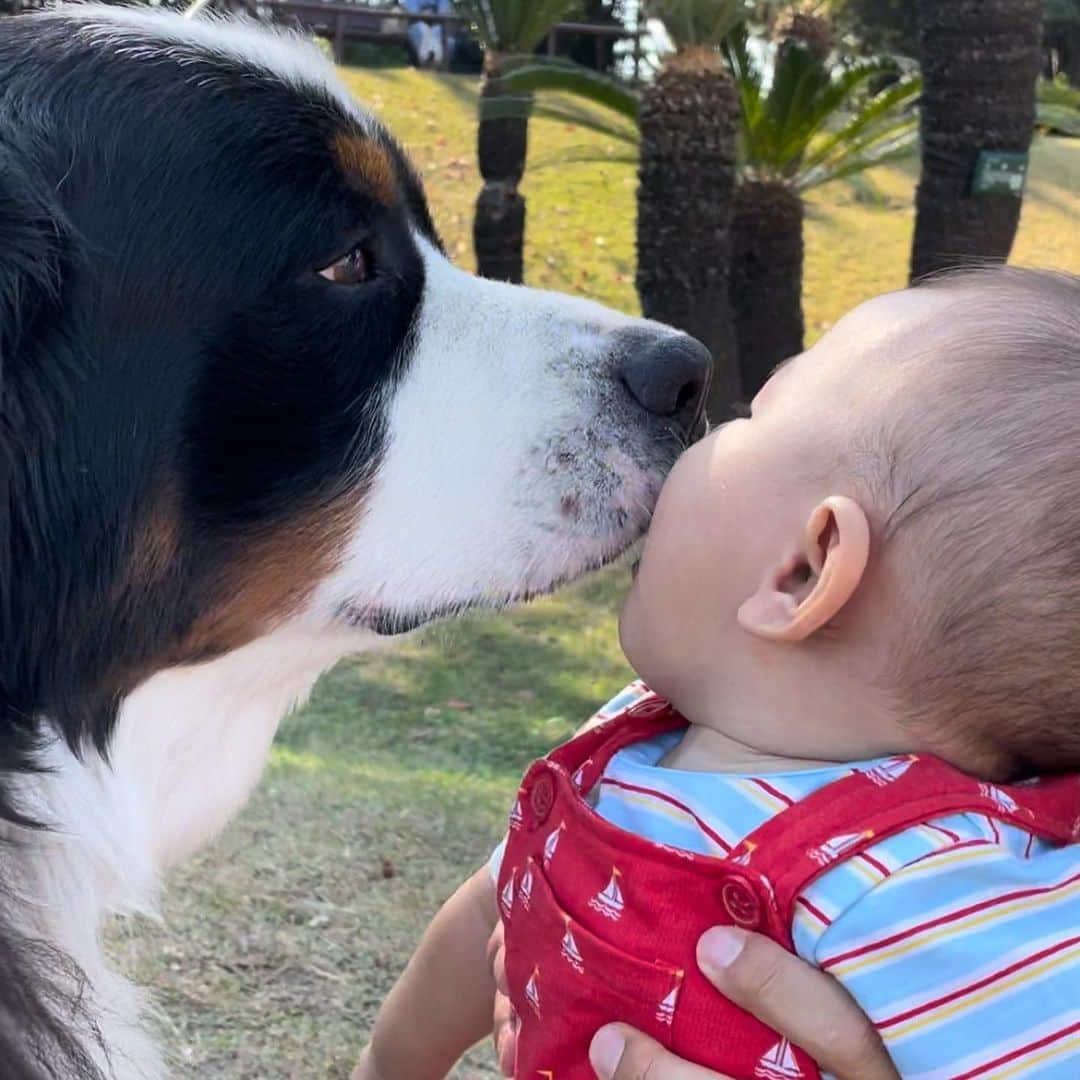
497,693 -> 1080,1080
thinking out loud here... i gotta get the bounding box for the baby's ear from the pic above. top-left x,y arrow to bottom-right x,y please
737,496 -> 870,642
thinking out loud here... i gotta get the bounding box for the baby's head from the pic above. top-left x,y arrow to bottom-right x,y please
621,268 -> 1080,779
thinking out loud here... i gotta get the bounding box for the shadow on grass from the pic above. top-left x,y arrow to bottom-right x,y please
278,568 -> 634,782
1025,175 -> 1080,217
431,69 -> 480,112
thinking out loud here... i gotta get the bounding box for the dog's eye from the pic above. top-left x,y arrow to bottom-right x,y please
318,243 -> 371,285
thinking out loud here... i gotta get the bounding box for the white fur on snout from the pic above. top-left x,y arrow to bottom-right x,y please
315,239 -> 683,629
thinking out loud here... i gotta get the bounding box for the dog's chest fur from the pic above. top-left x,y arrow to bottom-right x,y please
7,631 -> 360,1078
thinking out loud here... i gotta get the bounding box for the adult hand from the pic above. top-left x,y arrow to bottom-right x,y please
487,920 -> 516,1076
588,927 -> 898,1080
487,922 -> 897,1080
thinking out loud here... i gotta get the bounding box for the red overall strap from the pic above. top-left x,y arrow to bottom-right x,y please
733,755 -> 1080,942
544,693 -> 688,794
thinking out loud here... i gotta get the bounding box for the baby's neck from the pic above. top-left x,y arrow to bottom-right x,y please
659,722 -> 846,775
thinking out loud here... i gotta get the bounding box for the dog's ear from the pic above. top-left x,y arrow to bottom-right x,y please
0,140 -> 65,393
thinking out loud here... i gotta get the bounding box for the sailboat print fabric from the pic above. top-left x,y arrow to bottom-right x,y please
495,686 -> 1080,1079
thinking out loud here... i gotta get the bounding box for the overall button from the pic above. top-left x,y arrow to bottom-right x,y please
720,876 -> 762,929
529,770 -> 555,827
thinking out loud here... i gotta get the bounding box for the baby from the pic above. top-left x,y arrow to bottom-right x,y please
357,267 -> 1080,1080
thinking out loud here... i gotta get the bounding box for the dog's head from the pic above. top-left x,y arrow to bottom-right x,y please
0,8 -> 709,762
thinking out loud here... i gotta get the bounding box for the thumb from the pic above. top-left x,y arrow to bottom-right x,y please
589,1025 -> 734,1080
696,927 -> 898,1080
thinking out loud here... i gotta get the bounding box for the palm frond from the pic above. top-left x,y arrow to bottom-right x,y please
529,101 -> 641,145
499,59 -> 640,123
727,35 -> 920,188
1036,76 -> 1080,136
529,144 -> 640,169
764,46 -> 833,172
722,25 -> 765,169
797,71 -> 921,175
650,0 -> 750,47
1038,74 -> 1080,109
495,17 -> 921,193
774,59 -> 897,168
797,130 -> 917,190
454,0 -> 583,53
836,170 -> 887,206
1037,103 -> 1080,136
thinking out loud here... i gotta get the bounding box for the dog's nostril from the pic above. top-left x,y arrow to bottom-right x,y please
675,381 -> 700,413
616,332 -> 713,426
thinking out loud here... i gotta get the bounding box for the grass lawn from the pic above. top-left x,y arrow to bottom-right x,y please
109,67 -> 1080,1079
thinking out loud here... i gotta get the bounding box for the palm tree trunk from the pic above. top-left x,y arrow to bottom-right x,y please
730,180 -> 805,399
910,0 -> 1044,281
636,47 -> 741,421
474,57 -> 530,283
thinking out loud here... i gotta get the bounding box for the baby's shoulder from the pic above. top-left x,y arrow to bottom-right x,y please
792,809 -> 1063,958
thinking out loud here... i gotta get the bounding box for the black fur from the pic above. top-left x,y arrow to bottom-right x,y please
0,895 -> 109,1080
0,11 -> 436,1074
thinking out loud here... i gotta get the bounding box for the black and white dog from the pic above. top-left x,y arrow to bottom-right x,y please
0,7 -> 709,1077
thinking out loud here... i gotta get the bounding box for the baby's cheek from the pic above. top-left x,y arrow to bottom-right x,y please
618,578 -> 662,680
619,570 -> 679,687
617,583 -> 643,662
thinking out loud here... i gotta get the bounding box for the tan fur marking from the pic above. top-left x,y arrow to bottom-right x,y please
177,486 -> 362,659
129,485 -> 180,586
333,132 -> 397,206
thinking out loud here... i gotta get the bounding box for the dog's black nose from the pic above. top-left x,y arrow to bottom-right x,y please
617,332 -> 712,429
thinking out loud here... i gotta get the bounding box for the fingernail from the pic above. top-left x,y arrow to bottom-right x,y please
699,926 -> 746,972
589,1026 -> 625,1079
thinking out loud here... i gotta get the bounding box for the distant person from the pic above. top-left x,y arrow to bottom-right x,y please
403,0 -> 455,68
356,268 -> 1080,1080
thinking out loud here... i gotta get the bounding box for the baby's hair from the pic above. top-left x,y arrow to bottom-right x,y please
865,267 -> 1080,778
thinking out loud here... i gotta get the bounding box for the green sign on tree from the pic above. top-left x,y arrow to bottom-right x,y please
971,151 -> 1030,197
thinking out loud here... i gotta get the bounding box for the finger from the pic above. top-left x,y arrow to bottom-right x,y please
486,922 -> 510,997
492,990 -> 510,1047
496,1012 -> 516,1077
493,942 -> 509,998
697,928 -> 898,1080
589,1025 -> 734,1080
492,993 -> 516,1076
